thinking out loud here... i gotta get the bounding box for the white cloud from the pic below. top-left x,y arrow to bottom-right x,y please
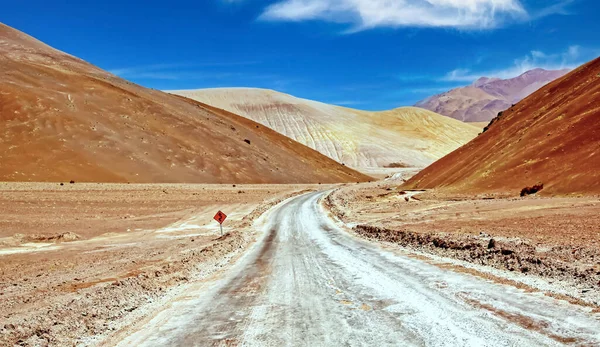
260,0 -> 528,30
442,45 -> 584,82
107,61 -> 261,80
329,100 -> 366,106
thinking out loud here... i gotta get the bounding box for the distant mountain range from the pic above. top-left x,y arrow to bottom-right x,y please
415,68 -> 570,122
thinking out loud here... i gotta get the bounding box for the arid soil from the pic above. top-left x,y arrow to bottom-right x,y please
0,23 -> 368,184
326,182 -> 600,305
0,183 -> 318,346
406,57 -> 600,195
171,88 -> 480,170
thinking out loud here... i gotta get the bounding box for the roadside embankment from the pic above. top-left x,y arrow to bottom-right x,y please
324,182 -> 600,306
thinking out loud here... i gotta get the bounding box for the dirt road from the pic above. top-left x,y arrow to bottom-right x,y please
114,192 -> 600,346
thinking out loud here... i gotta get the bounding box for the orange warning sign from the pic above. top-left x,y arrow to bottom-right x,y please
214,211 -> 227,224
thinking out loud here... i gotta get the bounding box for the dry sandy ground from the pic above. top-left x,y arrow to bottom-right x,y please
0,182 -> 319,346
326,182 -> 600,306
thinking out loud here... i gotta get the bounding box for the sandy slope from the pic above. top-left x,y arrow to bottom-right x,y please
405,58 -> 600,195
170,88 -> 480,170
0,23 -> 369,184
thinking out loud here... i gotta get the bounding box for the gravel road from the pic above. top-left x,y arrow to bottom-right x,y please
115,192 -> 600,346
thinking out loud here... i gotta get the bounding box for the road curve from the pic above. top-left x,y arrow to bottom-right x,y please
116,191 -> 600,346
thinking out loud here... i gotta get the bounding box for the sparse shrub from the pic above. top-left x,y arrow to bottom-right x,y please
384,162 -> 410,168
520,183 -> 544,197
482,110 -> 504,134
70,180 -> 75,184
244,139 -> 251,144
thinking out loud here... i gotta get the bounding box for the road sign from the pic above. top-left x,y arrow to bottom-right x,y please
214,211 -> 227,236
214,211 -> 227,224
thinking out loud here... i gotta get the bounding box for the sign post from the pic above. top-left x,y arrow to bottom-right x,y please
213,211 -> 227,236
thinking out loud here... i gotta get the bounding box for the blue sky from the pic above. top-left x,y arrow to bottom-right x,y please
2,0 -> 599,110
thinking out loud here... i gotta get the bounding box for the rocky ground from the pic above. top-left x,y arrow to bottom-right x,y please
325,182 -> 600,307
0,183 -> 317,346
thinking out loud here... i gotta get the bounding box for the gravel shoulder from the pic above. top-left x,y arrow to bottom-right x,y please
0,182 -> 319,346
325,182 -> 600,307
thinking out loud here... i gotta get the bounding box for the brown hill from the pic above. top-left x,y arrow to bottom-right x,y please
0,23 -> 370,184
404,57 -> 600,195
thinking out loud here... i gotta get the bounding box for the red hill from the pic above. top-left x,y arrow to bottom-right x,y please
405,57 -> 600,195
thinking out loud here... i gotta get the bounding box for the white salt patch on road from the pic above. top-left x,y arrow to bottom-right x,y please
0,242 -> 59,256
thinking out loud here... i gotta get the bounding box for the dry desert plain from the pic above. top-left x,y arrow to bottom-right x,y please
1,180 -> 600,345
0,183 -> 320,345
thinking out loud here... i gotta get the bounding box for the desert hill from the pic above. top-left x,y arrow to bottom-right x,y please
170,88 -> 480,171
404,58 -> 600,195
0,23 -> 370,184
416,68 -> 569,122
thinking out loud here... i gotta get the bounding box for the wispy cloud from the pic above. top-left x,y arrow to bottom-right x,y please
531,0 -> 574,19
328,100 -> 366,106
108,61 -> 261,80
257,0 -> 571,31
442,45 -> 585,82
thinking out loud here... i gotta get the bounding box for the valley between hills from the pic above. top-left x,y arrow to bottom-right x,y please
1,21 -> 599,346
